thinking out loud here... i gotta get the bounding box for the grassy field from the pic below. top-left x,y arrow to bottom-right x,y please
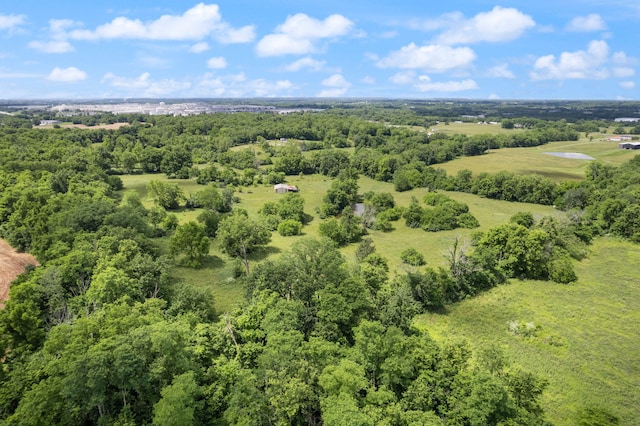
119,173 -> 562,311
430,121 -> 524,136
431,123 -> 638,182
436,139 -> 639,182
415,237 -> 640,426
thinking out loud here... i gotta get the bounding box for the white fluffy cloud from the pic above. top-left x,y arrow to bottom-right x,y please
486,64 -> 515,79
277,13 -> 353,39
68,3 -> 255,43
619,81 -> 635,90
102,72 -> 191,96
322,74 -> 350,88
29,19 -> 79,53
207,56 -> 228,69
47,67 -> 87,82
411,7 -> 534,45
531,40 -> 616,80
414,76 -> 478,92
256,13 -> 354,57
198,72 -> 294,97
284,57 -> 324,72
189,42 -> 210,53
389,71 -> 417,85
256,35 -> 314,57
388,71 -> 478,93
566,14 -> 606,32
317,73 -> 351,97
613,67 -> 635,78
102,72 -> 151,89
28,40 -> 74,54
376,43 -> 475,72
283,57 -> 339,73
0,14 -> 26,31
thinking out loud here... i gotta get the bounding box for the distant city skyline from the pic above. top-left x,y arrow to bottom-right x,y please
0,1 -> 638,100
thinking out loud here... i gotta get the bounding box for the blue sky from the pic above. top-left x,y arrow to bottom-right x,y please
0,1 -> 638,99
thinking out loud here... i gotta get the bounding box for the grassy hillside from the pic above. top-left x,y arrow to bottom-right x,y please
414,237 -> 640,426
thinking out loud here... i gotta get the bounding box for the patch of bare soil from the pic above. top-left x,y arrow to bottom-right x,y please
37,122 -> 131,130
0,240 -> 38,307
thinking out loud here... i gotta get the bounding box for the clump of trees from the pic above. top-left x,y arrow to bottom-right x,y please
217,212 -> 272,275
471,213 -> 582,284
318,171 -> 359,218
400,247 -> 426,266
403,193 -> 479,232
259,192 -> 307,233
170,221 -> 210,267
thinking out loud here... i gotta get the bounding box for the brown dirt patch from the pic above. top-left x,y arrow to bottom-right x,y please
37,122 -> 131,130
0,239 -> 39,307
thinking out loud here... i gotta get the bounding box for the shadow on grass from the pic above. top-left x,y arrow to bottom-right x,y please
520,169 -> 582,181
426,305 -> 450,315
200,255 -> 225,269
173,254 -> 225,270
249,246 -> 281,262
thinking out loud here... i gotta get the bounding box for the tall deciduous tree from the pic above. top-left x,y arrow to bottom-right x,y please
217,214 -> 271,275
170,222 -> 210,268
147,180 -> 185,210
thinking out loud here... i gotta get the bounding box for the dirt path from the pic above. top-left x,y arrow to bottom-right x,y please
0,240 -> 39,307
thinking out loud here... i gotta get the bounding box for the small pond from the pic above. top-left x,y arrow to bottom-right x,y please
544,152 -> 595,160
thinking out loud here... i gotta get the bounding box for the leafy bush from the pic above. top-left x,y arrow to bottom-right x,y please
400,248 -> 426,266
510,211 -> 535,228
319,219 -> 347,245
457,212 -> 480,229
423,192 -> 451,206
277,219 -> 302,236
548,257 -> 577,284
378,206 -> 403,222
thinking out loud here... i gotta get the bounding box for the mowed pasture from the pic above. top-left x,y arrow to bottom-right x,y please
415,237 -> 640,426
431,123 -> 639,181
436,139 -> 639,181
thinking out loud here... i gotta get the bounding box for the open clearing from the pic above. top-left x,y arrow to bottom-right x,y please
415,237 -> 640,426
119,173 -> 563,311
436,139 -> 639,181
0,239 -> 38,306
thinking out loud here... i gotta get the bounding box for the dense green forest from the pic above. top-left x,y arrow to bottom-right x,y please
1,102 -> 639,425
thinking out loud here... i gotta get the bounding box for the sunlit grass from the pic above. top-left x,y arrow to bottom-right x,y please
414,237 -> 640,426
436,138 -> 639,182
122,173 -> 563,312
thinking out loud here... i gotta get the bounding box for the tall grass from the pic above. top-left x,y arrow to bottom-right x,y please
414,237 -> 640,425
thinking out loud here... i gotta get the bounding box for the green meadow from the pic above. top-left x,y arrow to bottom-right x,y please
119,172 -> 562,310
415,237 -> 640,426
436,141 -> 637,183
